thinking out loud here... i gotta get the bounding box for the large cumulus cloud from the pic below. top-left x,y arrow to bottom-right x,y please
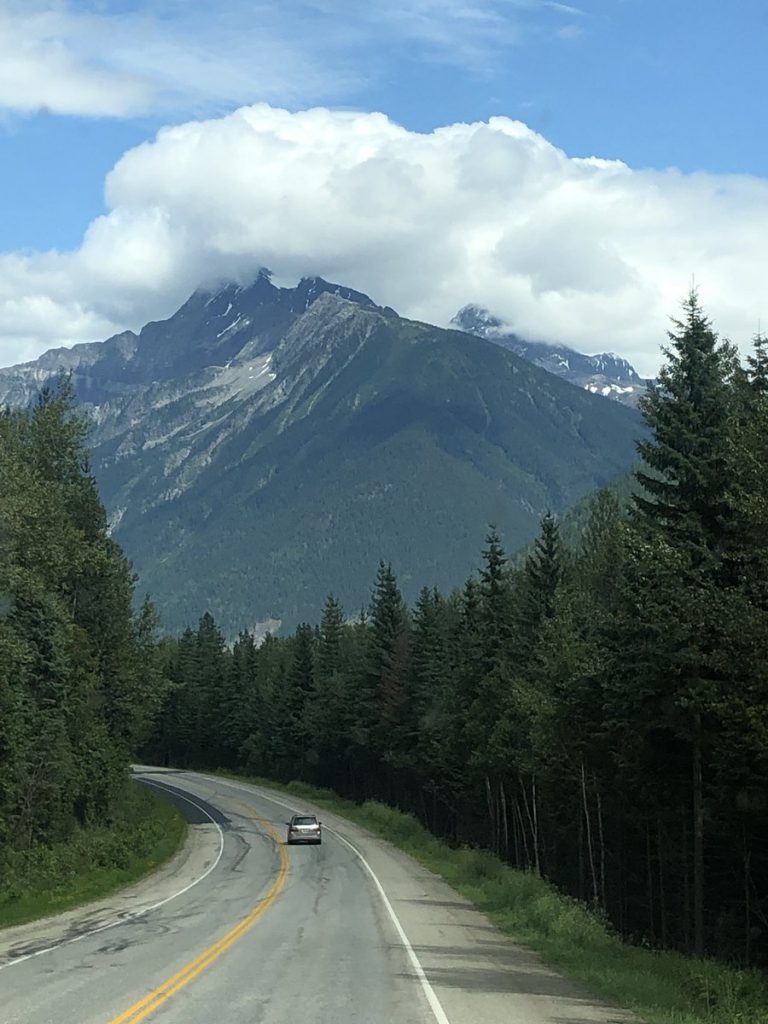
2,105 -> 767,375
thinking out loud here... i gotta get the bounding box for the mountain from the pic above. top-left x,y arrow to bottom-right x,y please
0,274 -> 644,634
0,271 -> 394,409
452,305 -> 649,406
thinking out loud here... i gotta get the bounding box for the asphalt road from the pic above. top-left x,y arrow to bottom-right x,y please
0,768 -> 630,1024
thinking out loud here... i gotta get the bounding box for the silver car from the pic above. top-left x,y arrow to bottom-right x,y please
286,814 -> 322,845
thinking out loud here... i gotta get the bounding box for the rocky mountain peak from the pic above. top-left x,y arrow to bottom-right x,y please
452,304 -> 648,407
452,304 -> 505,338
0,276 -> 644,633
0,273 -> 394,410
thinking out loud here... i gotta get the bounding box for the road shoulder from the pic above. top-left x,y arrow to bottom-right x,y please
0,773 -> 220,970
209,773 -> 635,1024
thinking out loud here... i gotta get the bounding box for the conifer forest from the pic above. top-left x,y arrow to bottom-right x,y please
0,381 -> 166,863
4,297 -> 768,970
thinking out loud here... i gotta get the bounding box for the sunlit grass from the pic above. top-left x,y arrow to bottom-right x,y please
0,783 -> 186,930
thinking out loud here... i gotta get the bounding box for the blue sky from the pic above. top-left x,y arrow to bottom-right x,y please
2,0 -> 766,251
0,0 -> 767,371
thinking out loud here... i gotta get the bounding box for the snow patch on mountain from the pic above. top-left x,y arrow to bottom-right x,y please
452,304 -> 650,407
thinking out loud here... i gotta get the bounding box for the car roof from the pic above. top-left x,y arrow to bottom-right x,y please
291,814 -> 317,822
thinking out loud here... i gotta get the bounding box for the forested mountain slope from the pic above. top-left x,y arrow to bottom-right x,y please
0,275 -> 642,633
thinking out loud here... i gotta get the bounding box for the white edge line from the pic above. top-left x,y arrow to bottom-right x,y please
0,776 -> 224,973
332,830 -> 452,1024
196,771 -> 451,1024
132,778 -> 225,914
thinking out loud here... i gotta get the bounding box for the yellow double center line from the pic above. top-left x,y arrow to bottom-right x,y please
109,800 -> 290,1024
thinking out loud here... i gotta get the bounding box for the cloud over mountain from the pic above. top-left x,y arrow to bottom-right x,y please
1,104 -> 766,375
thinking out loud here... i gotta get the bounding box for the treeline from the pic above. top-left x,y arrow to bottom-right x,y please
148,295 -> 768,967
0,382 -> 165,859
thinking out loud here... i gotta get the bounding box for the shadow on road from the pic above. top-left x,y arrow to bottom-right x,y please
135,777 -> 230,827
390,892 -> 631,1021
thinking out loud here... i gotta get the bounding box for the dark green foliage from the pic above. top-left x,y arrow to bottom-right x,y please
0,381 -> 170,868
0,781 -> 185,929
153,295 -> 768,972
635,293 -> 738,565
369,562 -> 410,735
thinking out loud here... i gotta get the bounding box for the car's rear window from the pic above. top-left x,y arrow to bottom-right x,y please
293,816 -> 317,825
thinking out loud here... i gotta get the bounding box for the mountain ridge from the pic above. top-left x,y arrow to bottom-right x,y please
452,304 -> 649,406
0,276 -> 644,633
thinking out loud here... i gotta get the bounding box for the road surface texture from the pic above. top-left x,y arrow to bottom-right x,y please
0,768 -> 632,1024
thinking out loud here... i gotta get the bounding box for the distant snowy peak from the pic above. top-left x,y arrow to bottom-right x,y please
452,305 -> 649,407
585,382 -> 639,399
453,304 -> 506,336
588,352 -> 643,383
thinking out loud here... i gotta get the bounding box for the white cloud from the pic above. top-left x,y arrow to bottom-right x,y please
556,23 -> 583,40
544,2 -> 583,15
1,105 -> 767,376
0,6 -> 152,116
0,1 -> 352,118
0,1 -> 583,119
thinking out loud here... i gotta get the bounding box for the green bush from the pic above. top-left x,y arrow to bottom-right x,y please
0,781 -> 186,930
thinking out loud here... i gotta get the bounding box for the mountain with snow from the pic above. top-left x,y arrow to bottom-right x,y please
452,305 -> 650,407
0,274 -> 643,633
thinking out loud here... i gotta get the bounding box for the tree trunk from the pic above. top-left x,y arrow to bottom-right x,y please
682,814 -> 691,953
499,780 -> 510,861
485,774 -> 496,855
692,711 -> 705,957
744,831 -> 752,967
514,796 -> 531,870
646,822 -> 655,942
419,787 -> 429,831
657,816 -> 667,948
531,775 -> 541,876
595,772 -> 606,909
581,761 -> 599,905
520,776 -> 539,875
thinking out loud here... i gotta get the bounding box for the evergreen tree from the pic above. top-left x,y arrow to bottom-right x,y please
369,562 -> 410,746
0,379 -> 169,851
519,512 -> 565,644
315,595 -> 344,683
477,526 -> 511,671
305,595 -> 354,786
282,623 -> 315,773
624,295 -> 741,955
635,291 -> 738,567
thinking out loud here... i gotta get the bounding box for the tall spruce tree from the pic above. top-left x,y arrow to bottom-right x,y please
369,562 -> 409,726
520,512 -> 565,642
627,293 -> 740,956
306,595 -> 352,786
283,623 -> 315,773
635,292 -> 738,567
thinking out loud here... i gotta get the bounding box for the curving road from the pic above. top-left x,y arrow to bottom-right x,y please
0,768 -> 629,1024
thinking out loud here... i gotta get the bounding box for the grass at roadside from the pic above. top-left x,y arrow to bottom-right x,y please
0,780 -> 187,931
218,770 -> 768,1024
